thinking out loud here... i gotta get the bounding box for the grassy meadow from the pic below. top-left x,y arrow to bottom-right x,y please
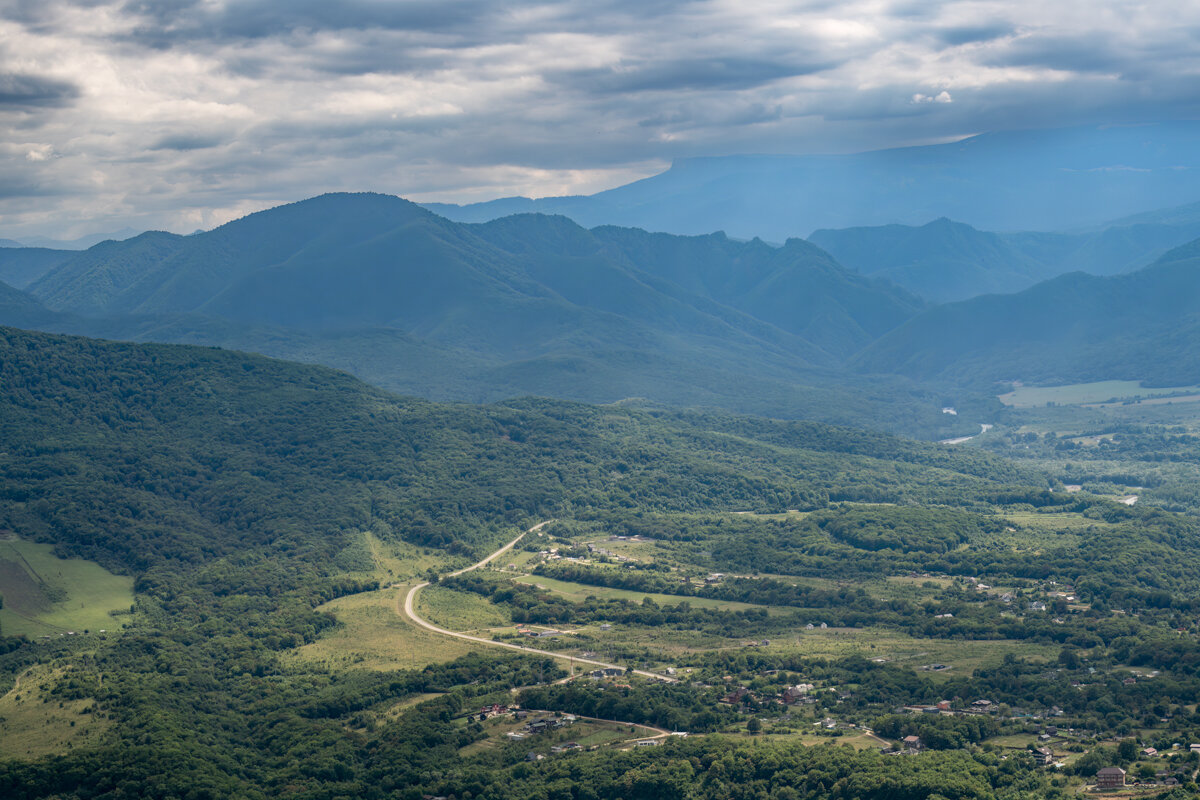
0,539 -> 134,638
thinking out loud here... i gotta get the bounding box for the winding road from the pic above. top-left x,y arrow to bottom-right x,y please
398,521 -> 675,683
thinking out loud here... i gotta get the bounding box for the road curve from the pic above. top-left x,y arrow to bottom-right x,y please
399,520 -> 675,683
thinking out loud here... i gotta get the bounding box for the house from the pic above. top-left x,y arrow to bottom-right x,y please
1033,747 -> 1054,766
1189,743 -> 1200,753
1096,767 -> 1126,788
635,739 -> 661,747
902,735 -> 923,750
589,667 -> 624,678
721,687 -> 752,705
782,684 -> 814,703
1142,747 -> 1158,758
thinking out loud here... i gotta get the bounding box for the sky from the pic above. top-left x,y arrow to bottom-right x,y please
2,0 -> 1200,238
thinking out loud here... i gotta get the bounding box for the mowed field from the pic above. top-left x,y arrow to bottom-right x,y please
513,573 -> 774,613
999,380 -> 1200,408
284,585 -> 478,671
0,539 -> 134,638
0,664 -> 111,760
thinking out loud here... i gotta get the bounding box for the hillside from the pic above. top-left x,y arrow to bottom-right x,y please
6,329 -> 1200,799
0,248 -> 73,290
8,193 -> 979,439
853,238 -> 1200,386
426,122 -> 1200,241
810,213 -> 1200,303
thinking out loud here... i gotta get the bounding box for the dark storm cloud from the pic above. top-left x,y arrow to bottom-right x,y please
558,56 -> 834,94
935,24 -> 1016,47
0,73 -> 79,108
3,0 -> 1200,238
149,132 -> 227,151
979,33 -> 1136,75
121,0 -> 497,46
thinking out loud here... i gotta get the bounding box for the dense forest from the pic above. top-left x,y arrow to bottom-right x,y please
5,326 -> 1200,798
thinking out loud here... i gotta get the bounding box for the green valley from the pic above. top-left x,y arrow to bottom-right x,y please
3,326 -> 1200,798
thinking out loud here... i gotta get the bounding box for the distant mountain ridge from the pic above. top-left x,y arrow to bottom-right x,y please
809,213 -> 1200,303
0,247 -> 75,289
0,227 -> 142,250
425,122 -> 1200,241
853,239 -> 1200,387
4,192 -> 978,439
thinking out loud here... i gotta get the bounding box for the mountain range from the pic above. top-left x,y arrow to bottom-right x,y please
854,239 -> 1200,387
0,193 -> 985,439
0,227 -> 141,250
809,210 -> 1200,303
425,122 -> 1200,241
8,188 -> 1200,430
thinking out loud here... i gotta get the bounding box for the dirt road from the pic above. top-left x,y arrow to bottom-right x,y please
398,521 -> 675,683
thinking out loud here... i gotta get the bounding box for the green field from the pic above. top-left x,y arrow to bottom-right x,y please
512,573 -> 773,613
0,539 -> 134,638
284,586 -> 478,671
999,380 -> 1200,408
418,584 -> 513,631
0,664 -> 111,760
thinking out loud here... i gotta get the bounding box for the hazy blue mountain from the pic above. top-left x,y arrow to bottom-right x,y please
10,226 -> 142,250
581,224 -> 922,357
425,122 -> 1200,241
809,219 -> 1049,303
809,214 -> 1200,303
853,238 -> 1200,387
0,280 -> 55,324
0,247 -> 74,289
0,238 -> 25,248
1100,198 -> 1200,229
13,192 -> 977,439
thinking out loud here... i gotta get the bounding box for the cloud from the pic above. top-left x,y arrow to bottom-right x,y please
912,91 -> 953,104
0,0 -> 1199,237
935,24 -> 1016,47
149,132 -> 227,151
0,73 -> 80,108
557,56 -> 832,94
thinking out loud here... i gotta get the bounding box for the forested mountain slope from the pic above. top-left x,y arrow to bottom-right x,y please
3,193 -> 981,439
5,327 -> 1200,800
854,238 -> 1200,387
809,213 -> 1200,303
0,248 -> 73,290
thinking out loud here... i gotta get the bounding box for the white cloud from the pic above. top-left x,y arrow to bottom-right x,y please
912,90 -> 953,103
